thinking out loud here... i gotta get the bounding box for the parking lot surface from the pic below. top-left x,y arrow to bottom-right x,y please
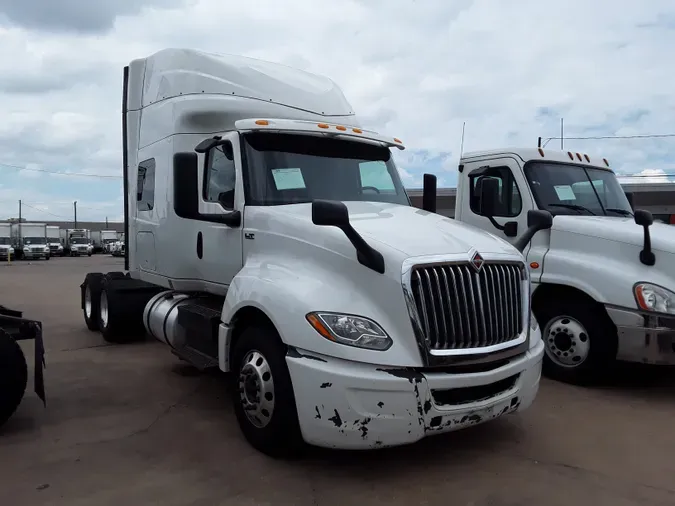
1,255 -> 675,505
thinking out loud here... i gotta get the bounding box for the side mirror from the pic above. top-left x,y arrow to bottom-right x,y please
625,191 -> 635,211
527,209 -> 553,230
312,199 -> 385,274
422,173 -> 437,213
634,209 -> 655,266
479,177 -> 499,217
173,152 -> 241,227
513,210 -> 553,253
634,209 -> 653,227
312,200 -> 350,227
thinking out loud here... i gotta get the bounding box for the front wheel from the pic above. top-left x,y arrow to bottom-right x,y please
231,324 -> 304,458
536,297 -> 618,385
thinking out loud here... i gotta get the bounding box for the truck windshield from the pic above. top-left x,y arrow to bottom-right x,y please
0,237 -> 10,245
524,162 -> 633,217
71,238 -> 88,244
24,237 -> 46,245
243,133 -> 410,206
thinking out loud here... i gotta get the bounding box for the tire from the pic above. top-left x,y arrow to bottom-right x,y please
88,252 -> 92,257
0,329 -> 28,427
535,296 -> 618,385
82,273 -> 104,331
231,323 -> 304,458
45,255 -> 50,261
98,276 -> 146,344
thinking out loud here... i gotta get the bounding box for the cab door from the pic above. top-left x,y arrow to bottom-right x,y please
457,156 -> 546,280
196,131 -> 245,294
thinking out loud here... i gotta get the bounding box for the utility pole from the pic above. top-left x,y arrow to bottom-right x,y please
105,216 -> 109,228
18,199 -> 22,242
74,201 -> 77,229
560,118 -> 564,150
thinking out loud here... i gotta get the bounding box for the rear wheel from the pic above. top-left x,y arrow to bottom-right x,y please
0,329 -> 28,427
82,273 -> 104,331
535,296 -> 617,385
231,324 -> 304,458
98,275 -> 147,344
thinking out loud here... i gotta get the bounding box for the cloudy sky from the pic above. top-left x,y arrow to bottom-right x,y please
1,0 -> 675,222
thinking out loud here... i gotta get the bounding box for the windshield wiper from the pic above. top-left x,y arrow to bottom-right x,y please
605,208 -> 633,217
548,203 -> 596,216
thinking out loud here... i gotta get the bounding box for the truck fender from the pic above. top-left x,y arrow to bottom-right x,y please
539,249 -> 639,308
219,261 -> 421,372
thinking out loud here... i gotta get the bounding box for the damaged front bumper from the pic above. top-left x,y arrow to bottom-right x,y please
286,338 -> 544,450
606,306 -> 675,365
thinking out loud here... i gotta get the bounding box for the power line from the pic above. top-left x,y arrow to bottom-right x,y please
0,162 -> 122,179
20,202 -> 72,220
542,133 -> 675,148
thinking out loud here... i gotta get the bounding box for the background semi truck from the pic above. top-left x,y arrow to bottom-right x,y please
64,229 -> 92,257
46,225 -> 63,257
0,223 -> 15,262
100,230 -> 119,253
79,48 -> 551,457
12,223 -> 50,260
449,147 -> 675,384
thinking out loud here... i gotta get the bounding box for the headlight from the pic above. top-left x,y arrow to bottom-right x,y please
305,312 -> 392,351
529,310 -> 539,331
634,282 -> 675,315
23,247 -> 29,251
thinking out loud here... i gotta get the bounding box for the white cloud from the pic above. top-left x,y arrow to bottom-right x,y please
1,0 -> 675,220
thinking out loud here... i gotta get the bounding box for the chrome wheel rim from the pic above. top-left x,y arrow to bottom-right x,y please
84,285 -> 92,318
238,350 -> 275,428
543,315 -> 590,367
100,290 -> 109,328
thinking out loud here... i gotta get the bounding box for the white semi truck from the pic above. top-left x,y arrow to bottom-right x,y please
446,147 -> 675,385
12,223 -> 50,260
46,225 -> 63,257
0,223 -> 15,262
79,49 -> 552,457
100,230 -> 119,253
65,229 -> 93,257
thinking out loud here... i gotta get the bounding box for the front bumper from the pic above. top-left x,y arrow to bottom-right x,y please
286,338 -> 544,450
71,249 -> 89,256
606,306 -> 675,365
24,251 -> 48,259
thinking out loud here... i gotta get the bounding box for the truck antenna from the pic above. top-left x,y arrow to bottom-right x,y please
459,122 -> 466,157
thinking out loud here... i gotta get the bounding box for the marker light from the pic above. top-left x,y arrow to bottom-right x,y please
317,123 -> 329,129
335,125 -> 347,131
255,119 -> 269,126
567,152 -> 574,160
352,128 -> 363,134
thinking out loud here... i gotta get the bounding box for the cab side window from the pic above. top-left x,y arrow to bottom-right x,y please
469,167 -> 522,217
137,158 -> 155,212
204,142 -> 236,209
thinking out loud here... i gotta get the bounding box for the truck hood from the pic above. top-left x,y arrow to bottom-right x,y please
266,201 -> 518,258
552,215 -> 675,252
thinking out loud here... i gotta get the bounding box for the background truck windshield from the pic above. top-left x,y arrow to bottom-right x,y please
243,132 -> 410,206
24,237 -> 46,245
71,237 -> 88,244
0,237 -> 10,245
524,162 -> 633,216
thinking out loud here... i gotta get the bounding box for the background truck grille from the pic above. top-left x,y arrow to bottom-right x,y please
410,262 -> 523,350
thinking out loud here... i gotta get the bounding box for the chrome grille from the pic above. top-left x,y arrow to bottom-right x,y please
410,262 -> 524,350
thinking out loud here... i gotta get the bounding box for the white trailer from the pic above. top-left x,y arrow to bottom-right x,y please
444,147 -> 675,385
12,223 -> 49,260
79,49 -> 551,457
0,223 -> 15,261
46,225 -> 63,257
